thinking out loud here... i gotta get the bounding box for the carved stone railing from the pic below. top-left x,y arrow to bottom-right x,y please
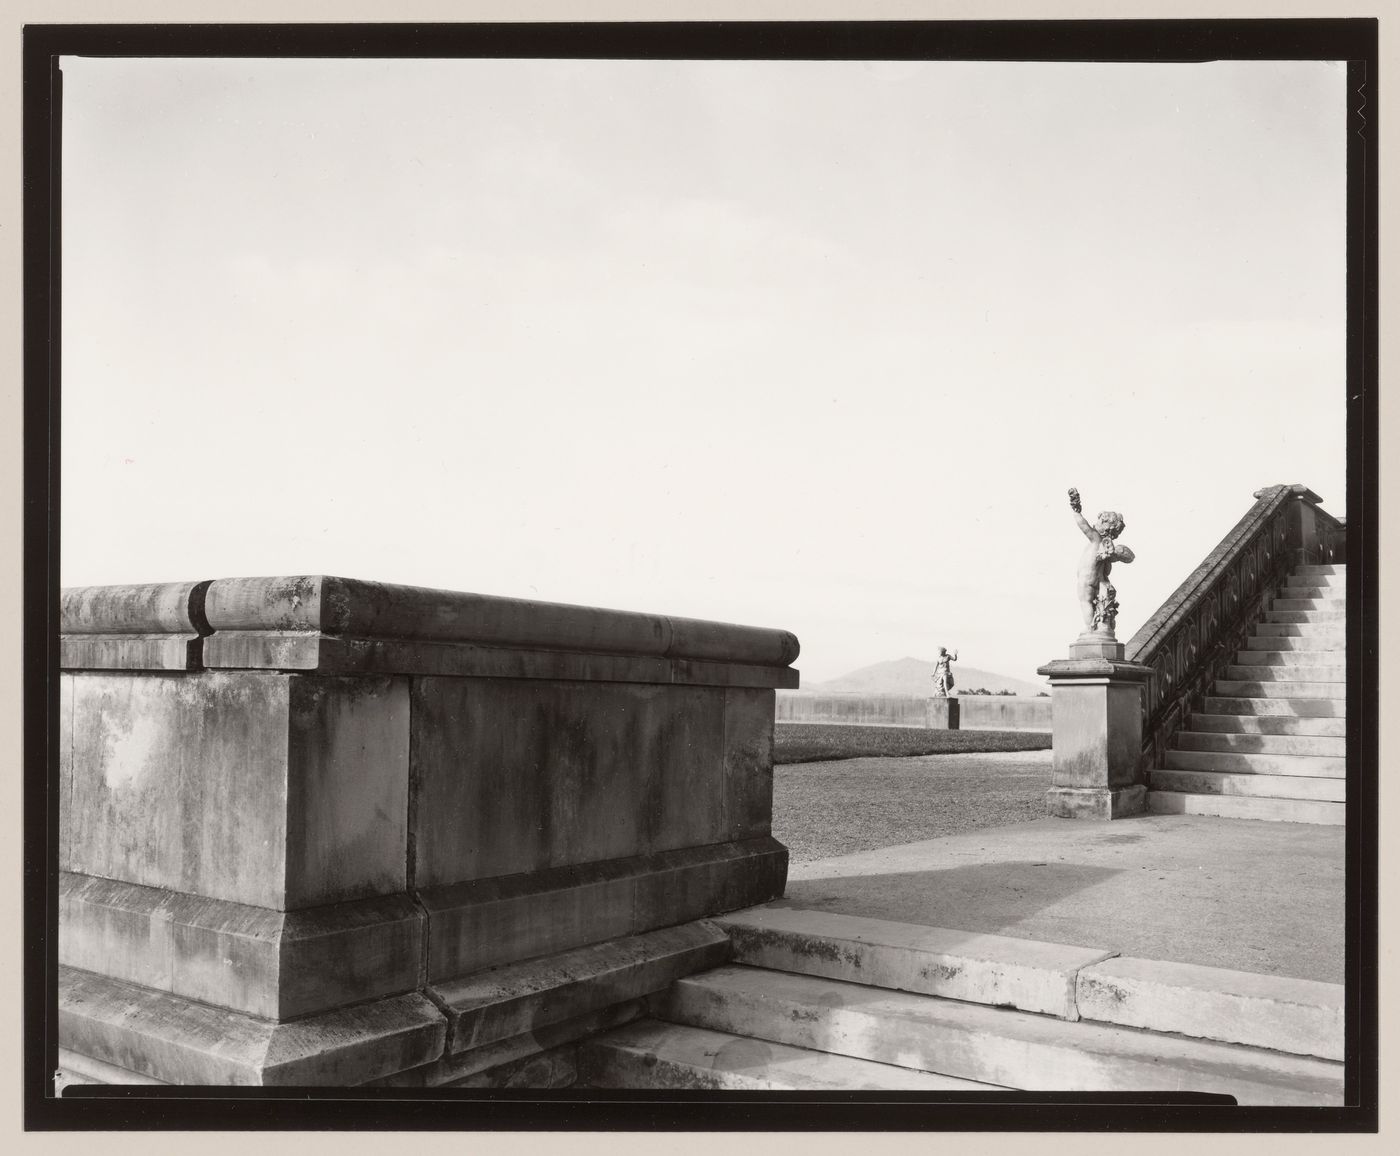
1126,484 -> 1345,774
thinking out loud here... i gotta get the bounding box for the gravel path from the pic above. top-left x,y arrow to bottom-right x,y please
772,749 -> 1053,864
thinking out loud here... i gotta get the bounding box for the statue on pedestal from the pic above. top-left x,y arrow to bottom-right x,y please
1068,487 -> 1135,635
931,646 -> 958,697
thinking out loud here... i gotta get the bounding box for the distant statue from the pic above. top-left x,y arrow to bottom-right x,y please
1068,488 -> 1135,634
931,647 -> 958,697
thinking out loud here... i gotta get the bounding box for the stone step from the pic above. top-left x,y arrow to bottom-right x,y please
1176,730 -> 1345,757
1213,680 -> 1346,700
1148,790 -> 1344,826
1204,696 -> 1345,718
656,966 -> 1342,1104
1279,585 -> 1346,600
1188,713 -> 1346,737
1233,649 -> 1342,666
1224,664 -> 1346,682
1075,958 -> 1343,1061
1253,621 -> 1346,639
1270,598 -> 1346,613
1293,564 -> 1344,576
56,1047 -> 168,1089
1247,634 -> 1345,652
720,910 -> 1343,1061
430,920 -> 732,1056
1163,749 -> 1345,778
712,906 -> 1114,1020
1265,609 -> 1346,624
579,1019 -> 1004,1091
1149,768 -> 1344,803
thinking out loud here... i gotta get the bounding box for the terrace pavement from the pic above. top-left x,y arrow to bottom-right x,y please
780,787 -> 1345,983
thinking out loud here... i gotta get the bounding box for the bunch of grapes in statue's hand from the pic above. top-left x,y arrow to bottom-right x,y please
1068,488 -> 1082,514
1096,540 -> 1118,562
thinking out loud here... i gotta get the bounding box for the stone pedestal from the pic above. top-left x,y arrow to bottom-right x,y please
57,575 -> 800,1086
926,697 -> 960,730
1037,646 -> 1153,821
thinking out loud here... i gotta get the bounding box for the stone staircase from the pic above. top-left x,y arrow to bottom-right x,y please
578,907 -> 1343,1102
1147,563 -> 1346,825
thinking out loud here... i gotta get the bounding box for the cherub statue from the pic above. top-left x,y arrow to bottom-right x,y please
931,646 -> 958,697
1068,488 -> 1135,634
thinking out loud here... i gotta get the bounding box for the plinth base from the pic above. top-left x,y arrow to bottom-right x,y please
1046,784 -> 1147,821
926,698 -> 960,730
1070,632 -> 1125,660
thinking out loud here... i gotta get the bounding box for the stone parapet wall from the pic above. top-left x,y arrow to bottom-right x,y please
776,692 -> 1051,731
57,575 -> 798,1085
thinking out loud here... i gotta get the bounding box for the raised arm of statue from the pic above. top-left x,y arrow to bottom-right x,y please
1068,488 -> 1097,541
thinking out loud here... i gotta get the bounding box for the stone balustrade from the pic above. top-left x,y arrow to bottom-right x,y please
1125,484 -> 1345,776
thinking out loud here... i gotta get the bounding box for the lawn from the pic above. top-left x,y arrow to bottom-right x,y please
771,724 -> 1054,863
774,722 -> 1050,765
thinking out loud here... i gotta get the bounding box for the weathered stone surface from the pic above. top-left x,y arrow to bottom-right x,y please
204,633 -> 799,688
1164,749 -> 1345,778
275,895 -> 425,1019
1045,784 -> 1146,820
1176,730 -> 1345,756
581,1020 -> 1004,1090
1205,694 -> 1345,717
435,920 -> 730,1053
412,678 -> 731,884
1037,659 -> 1151,820
423,861 -> 637,980
59,675 -> 74,868
420,837 -> 787,980
1147,791 -> 1345,825
59,576 -> 799,1086
62,575 -> 802,685
62,634 -> 206,672
61,873 -> 424,1020
722,688 -> 776,841
61,872 -> 276,1017
57,1047 -> 169,1090
365,1000 -> 644,1088
199,574 -> 799,668
1076,956 -> 1344,1061
441,1044 -> 578,1089
282,675 -> 410,908
926,697 -> 960,729
59,965 -> 446,1086
661,966 -> 1343,1105
60,580 -> 209,671
1150,768 -> 1344,802
63,672 -> 409,910
631,838 -> 788,932
1069,638 -> 1126,660
716,906 -> 1115,1019
1039,675 -> 1149,788
65,672 -> 293,902
61,580 -> 208,636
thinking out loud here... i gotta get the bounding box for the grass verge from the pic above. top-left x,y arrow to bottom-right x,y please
774,722 -> 1050,765
773,747 -> 1054,862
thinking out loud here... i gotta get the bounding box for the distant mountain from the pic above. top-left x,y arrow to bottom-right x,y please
804,656 -> 1047,698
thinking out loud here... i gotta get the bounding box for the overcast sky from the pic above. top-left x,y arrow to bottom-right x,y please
59,56 -> 1346,685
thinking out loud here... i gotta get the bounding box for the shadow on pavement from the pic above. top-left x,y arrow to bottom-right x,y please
778,859 -> 1125,939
